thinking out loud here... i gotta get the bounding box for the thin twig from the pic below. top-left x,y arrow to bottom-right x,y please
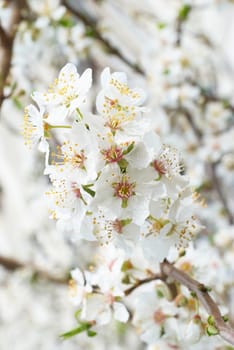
124,274 -> 163,296
0,255 -> 68,284
61,0 -> 144,75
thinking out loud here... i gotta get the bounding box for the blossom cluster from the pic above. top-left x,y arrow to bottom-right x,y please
23,62 -> 206,346
24,63 -> 200,263
1,0 -> 233,349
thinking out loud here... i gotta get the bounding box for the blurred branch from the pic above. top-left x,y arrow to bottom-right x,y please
0,255 -> 68,284
165,105 -> 234,224
188,79 -> 234,114
61,0 -> 144,75
206,162 -> 234,225
0,0 -> 27,110
165,106 -> 203,140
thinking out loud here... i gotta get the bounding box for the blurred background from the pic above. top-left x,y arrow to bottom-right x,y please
0,0 -> 234,349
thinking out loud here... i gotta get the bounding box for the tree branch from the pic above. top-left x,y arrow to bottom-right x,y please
161,260 -> 234,345
0,255 -> 68,284
0,0 -> 26,109
124,260 -> 234,345
61,0 -> 144,75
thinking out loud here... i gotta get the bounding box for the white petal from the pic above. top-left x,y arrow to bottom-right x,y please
101,67 -> 111,87
70,268 -> 85,286
77,68 -> 92,95
113,302 -> 129,323
59,63 -> 79,79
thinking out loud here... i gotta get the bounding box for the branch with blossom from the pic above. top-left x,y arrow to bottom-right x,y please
23,62 -> 234,348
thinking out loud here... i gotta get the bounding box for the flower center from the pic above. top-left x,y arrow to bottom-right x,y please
153,309 -> 166,324
102,146 -> 123,163
71,183 -> 82,198
112,176 -> 136,208
152,159 -> 167,175
112,219 -> 123,234
71,151 -> 86,168
113,176 -> 135,200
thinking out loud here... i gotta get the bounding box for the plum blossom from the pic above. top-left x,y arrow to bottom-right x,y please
32,63 -> 92,122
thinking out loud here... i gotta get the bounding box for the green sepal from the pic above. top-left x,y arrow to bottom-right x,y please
118,158 -> 129,173
123,142 -> 134,155
121,260 -> 133,272
82,185 -> 95,198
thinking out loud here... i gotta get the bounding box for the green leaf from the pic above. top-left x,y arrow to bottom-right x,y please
85,27 -> 95,37
121,260 -> 133,272
87,330 -> 97,337
178,4 -> 191,21
206,324 -> 219,336
207,315 -> 215,326
222,315 -> 229,322
58,17 -> 74,28
190,291 -> 197,298
156,289 -> 164,298
121,218 -> 132,227
122,274 -> 131,284
60,324 -> 89,339
163,68 -> 170,75
74,309 -> 81,322
157,22 -> 166,30
12,96 -> 23,110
